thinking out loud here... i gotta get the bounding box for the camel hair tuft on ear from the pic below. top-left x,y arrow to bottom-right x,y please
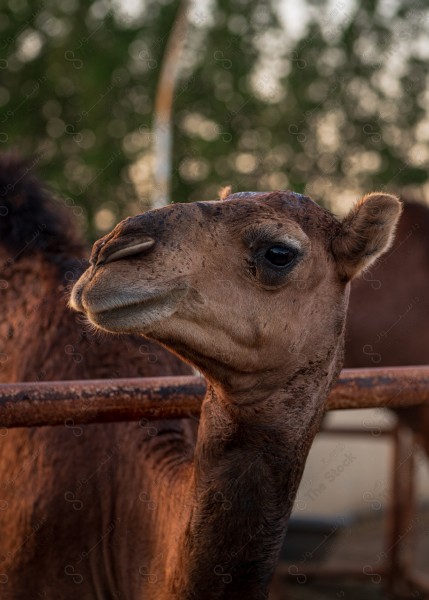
332,192 -> 403,281
218,186 -> 232,201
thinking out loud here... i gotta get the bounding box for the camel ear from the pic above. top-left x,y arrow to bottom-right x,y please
332,193 -> 402,281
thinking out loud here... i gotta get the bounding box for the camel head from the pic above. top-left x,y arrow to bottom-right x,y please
71,191 -> 401,395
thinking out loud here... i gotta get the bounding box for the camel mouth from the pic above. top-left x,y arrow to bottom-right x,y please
85,289 -> 187,334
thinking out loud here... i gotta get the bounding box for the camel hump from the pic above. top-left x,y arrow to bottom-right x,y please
0,153 -> 84,258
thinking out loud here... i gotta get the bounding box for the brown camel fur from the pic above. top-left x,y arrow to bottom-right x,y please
0,156 -> 194,599
345,199 -> 429,454
0,156 -> 190,384
67,188 -> 401,599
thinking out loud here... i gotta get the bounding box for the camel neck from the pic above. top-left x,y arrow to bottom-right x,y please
167,380 -> 327,599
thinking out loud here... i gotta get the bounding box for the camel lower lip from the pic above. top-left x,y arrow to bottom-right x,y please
91,299 -> 158,318
87,290 -> 175,318
88,296 -> 164,322
85,290 -> 186,333
89,303 -> 141,323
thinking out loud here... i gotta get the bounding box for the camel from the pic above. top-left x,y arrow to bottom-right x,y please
0,155 -> 190,384
346,200 -> 429,368
0,155 -> 194,599
345,200 -> 429,453
65,187 -> 401,599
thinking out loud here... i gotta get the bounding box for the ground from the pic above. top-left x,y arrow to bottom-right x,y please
274,504 -> 429,599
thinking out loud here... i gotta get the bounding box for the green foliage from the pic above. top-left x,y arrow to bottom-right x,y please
1,0 -> 429,238
0,0 -> 179,235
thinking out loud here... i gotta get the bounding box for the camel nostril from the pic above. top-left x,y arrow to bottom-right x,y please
99,237 -> 156,266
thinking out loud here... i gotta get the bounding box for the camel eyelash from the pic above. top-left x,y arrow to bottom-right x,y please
242,226 -> 302,254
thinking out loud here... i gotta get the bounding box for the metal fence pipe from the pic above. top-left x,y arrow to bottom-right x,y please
0,366 -> 428,428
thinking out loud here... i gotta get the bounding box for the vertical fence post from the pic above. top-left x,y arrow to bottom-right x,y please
151,0 -> 190,209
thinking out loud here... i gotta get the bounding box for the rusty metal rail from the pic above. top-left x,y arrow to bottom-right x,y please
0,366 -> 428,428
0,376 -> 205,428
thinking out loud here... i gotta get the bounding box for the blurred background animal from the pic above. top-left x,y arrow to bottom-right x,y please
345,200 -> 429,456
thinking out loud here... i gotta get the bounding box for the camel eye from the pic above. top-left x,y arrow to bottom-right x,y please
264,245 -> 297,267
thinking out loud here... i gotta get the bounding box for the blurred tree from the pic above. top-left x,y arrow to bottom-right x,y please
0,0 -> 181,234
280,0 -> 429,212
0,0 -> 429,237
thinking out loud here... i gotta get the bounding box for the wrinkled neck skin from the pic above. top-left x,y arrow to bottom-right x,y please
164,341 -> 343,600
